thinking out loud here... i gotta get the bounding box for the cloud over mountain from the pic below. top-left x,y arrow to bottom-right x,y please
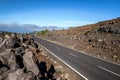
0,22 -> 63,33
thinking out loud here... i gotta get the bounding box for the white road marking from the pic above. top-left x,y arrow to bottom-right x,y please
36,42 -> 88,80
98,66 -> 120,77
69,53 -> 77,57
36,37 -> 120,66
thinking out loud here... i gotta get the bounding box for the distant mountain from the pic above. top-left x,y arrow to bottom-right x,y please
0,22 -> 64,33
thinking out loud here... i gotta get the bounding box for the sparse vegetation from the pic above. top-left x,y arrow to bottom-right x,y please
36,29 -> 49,35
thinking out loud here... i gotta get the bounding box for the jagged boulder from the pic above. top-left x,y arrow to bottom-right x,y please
8,69 -> 23,80
17,71 -> 35,80
7,38 -> 16,48
0,37 -> 3,44
23,50 -> 39,76
0,65 -> 9,79
13,46 -> 25,56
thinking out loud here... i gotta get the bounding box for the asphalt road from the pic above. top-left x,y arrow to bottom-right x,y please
33,36 -> 120,80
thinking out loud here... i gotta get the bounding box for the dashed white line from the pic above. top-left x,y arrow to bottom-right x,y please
69,53 -> 77,57
36,37 -> 120,66
98,66 -> 120,77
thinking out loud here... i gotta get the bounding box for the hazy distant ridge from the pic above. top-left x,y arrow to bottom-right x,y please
0,22 -> 63,33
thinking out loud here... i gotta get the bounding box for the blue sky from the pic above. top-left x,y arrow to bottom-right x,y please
0,0 -> 120,27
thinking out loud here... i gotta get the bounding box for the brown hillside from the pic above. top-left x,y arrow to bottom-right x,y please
40,18 -> 120,64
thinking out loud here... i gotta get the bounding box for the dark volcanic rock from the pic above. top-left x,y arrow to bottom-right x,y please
8,69 -> 24,80
0,37 -> 3,44
0,64 -> 9,79
0,32 -> 40,80
8,69 -> 35,80
23,50 -> 39,76
18,72 -> 35,80
0,60 -> 9,80
8,38 -> 16,48
0,32 -> 63,80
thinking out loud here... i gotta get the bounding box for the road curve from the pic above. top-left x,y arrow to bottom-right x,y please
33,36 -> 120,80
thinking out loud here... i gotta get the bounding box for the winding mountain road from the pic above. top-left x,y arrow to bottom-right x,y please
33,36 -> 120,80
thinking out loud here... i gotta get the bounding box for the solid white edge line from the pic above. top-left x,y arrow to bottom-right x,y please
98,66 -> 120,77
39,37 -> 120,66
36,41 -> 88,80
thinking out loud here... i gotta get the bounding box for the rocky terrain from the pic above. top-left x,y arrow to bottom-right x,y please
0,32 -> 81,80
40,18 -> 120,64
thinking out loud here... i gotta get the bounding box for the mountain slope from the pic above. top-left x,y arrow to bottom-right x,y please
40,18 -> 120,64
